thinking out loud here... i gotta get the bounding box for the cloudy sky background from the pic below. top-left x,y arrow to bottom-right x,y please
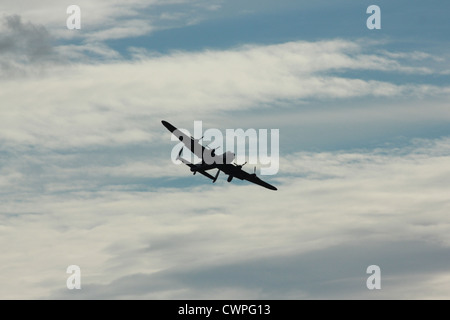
1,0 -> 450,299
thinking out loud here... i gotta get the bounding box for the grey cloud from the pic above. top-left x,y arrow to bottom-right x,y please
48,240 -> 450,299
0,15 -> 51,59
0,15 -> 53,77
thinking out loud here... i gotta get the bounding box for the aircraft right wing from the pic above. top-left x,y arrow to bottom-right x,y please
221,163 -> 278,190
235,168 -> 278,190
162,120 -> 207,160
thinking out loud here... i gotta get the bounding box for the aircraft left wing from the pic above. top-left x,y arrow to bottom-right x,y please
177,153 -> 220,182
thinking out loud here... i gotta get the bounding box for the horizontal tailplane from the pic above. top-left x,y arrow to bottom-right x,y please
212,169 -> 220,183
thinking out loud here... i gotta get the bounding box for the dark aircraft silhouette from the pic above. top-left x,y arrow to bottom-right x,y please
162,120 -> 277,190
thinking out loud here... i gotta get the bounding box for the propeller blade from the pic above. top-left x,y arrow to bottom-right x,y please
206,144 -> 221,151
234,161 -> 247,168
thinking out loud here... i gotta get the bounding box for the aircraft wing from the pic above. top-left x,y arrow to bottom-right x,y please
162,120 -> 206,160
222,164 -> 278,190
240,171 -> 278,190
177,154 -> 219,181
196,170 -> 217,181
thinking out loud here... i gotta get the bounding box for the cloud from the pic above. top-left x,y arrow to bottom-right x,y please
1,38 -> 449,150
1,136 -> 450,299
56,240 -> 450,299
1,0 -> 224,43
379,50 -> 444,62
0,15 -> 51,59
0,15 -> 54,77
84,20 -> 155,42
1,8 -> 449,298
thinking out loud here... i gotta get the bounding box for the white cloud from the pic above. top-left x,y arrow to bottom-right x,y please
1,0 -> 223,43
55,43 -> 122,61
84,19 -> 154,42
1,39 -> 449,150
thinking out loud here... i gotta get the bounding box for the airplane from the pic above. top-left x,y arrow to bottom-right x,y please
162,120 -> 277,190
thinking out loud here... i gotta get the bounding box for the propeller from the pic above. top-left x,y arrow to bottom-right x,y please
234,161 -> 247,168
205,143 -> 219,149
194,136 -> 204,142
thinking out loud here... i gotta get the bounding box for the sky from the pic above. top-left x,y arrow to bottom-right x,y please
0,0 -> 450,299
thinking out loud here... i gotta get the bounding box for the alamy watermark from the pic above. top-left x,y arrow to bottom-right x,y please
170,121 -> 279,175
66,5 -> 380,31
367,5 -> 381,30
366,265 -> 381,290
66,5 -> 81,30
66,265 -> 81,289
